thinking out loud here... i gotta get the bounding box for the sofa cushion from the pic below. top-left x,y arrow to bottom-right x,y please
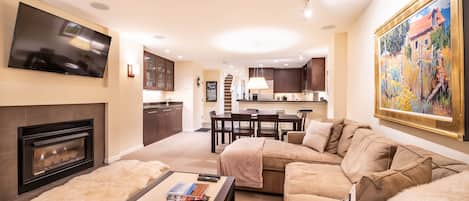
287,194 -> 340,201
285,162 -> 352,200
388,170 -> 469,201
323,118 -> 345,154
341,129 -> 397,183
302,120 -> 333,152
391,145 -> 469,181
355,157 -> 432,201
337,120 -> 371,157
263,140 -> 342,171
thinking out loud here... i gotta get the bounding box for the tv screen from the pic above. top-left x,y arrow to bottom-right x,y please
8,3 -> 112,78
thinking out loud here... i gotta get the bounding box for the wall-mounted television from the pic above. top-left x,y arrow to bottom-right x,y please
8,3 -> 112,78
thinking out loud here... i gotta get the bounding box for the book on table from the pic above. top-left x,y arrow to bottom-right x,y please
167,182 -> 210,201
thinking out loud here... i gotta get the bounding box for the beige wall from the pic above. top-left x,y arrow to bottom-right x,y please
0,0 -> 144,163
327,32 -> 348,118
347,0 -> 469,162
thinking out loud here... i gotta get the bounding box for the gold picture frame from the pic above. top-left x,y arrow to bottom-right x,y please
374,0 -> 464,140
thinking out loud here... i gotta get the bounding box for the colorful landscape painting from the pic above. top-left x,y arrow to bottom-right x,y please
378,0 -> 452,119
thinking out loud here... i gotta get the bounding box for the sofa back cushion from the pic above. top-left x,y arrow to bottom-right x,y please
341,129 -> 398,183
355,157 -> 432,201
388,170 -> 469,201
302,120 -> 333,152
337,120 -> 371,157
391,145 -> 469,181
322,118 -> 345,154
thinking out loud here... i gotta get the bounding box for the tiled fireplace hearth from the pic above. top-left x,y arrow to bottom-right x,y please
0,104 -> 105,201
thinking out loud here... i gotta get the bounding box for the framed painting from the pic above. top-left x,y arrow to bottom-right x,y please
206,81 -> 217,102
374,0 -> 465,140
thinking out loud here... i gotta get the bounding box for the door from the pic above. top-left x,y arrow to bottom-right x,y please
156,56 -> 166,90
165,60 -> 175,91
143,52 -> 157,89
143,109 -> 158,146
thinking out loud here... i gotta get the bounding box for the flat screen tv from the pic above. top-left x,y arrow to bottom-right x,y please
8,3 -> 112,78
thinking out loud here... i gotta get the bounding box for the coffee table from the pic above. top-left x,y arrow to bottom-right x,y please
128,171 -> 235,201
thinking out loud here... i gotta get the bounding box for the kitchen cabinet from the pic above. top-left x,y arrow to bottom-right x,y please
143,51 -> 175,91
273,69 -> 303,93
143,104 -> 182,146
249,68 -> 274,80
304,58 -> 326,91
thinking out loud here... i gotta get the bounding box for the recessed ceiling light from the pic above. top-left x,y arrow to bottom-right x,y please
213,28 -> 299,54
284,64 -> 289,67
90,2 -> 110,10
274,59 -> 279,63
299,55 -> 305,60
321,25 -> 336,30
177,55 -> 183,59
153,35 -> 166,40
164,49 -> 171,53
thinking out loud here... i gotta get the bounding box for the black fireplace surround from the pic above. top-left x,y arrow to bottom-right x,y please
18,119 -> 94,193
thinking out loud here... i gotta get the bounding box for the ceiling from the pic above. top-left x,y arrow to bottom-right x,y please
43,0 -> 371,69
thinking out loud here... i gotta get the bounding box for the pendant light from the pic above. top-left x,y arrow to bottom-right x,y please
247,65 -> 269,90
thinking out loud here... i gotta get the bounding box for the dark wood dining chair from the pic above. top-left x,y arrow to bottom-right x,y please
210,111 -> 232,145
280,109 -> 312,141
257,114 -> 279,139
231,113 -> 255,141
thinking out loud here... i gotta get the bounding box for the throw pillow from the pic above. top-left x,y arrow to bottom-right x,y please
322,118 -> 345,154
302,120 -> 333,152
388,170 -> 469,201
337,120 -> 371,157
355,157 -> 432,201
341,129 -> 398,183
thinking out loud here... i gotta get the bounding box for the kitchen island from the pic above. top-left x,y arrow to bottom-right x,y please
236,99 -> 327,120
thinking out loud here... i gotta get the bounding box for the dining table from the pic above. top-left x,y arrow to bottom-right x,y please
210,111 -> 303,153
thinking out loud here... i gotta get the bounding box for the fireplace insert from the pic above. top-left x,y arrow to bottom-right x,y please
18,119 -> 94,193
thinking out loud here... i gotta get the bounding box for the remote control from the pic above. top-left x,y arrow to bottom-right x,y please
198,173 -> 220,179
197,176 -> 219,182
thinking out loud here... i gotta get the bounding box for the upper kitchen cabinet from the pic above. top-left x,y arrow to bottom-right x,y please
249,68 -> 274,80
143,51 -> 175,91
304,58 -> 326,91
273,69 -> 303,93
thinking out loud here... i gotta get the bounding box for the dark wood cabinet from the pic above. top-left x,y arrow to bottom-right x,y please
273,69 -> 303,93
144,51 -> 175,91
305,58 -> 326,91
143,104 -> 182,146
249,68 -> 274,80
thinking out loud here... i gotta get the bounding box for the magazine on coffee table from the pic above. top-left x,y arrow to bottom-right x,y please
167,182 -> 210,201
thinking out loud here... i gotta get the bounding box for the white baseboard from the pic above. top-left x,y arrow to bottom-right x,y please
104,144 -> 144,164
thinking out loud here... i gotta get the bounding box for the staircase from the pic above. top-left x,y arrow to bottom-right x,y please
224,74 -> 233,112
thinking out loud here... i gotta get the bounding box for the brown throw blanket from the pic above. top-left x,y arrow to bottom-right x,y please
218,137 -> 266,188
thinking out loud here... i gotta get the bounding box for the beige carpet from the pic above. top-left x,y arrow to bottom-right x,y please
122,132 -> 282,201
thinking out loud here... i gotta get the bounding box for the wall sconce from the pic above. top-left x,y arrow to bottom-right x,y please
196,76 -> 201,87
127,64 -> 139,78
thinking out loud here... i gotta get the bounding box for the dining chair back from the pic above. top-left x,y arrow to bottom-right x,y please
257,114 -> 279,139
231,113 -> 254,141
210,111 -> 232,145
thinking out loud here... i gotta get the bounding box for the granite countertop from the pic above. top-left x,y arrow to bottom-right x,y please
143,102 -> 183,109
236,99 -> 327,103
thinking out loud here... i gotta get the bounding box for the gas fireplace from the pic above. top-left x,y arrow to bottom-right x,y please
18,119 -> 94,193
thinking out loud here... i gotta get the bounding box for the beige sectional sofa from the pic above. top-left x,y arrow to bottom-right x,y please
243,119 -> 469,201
